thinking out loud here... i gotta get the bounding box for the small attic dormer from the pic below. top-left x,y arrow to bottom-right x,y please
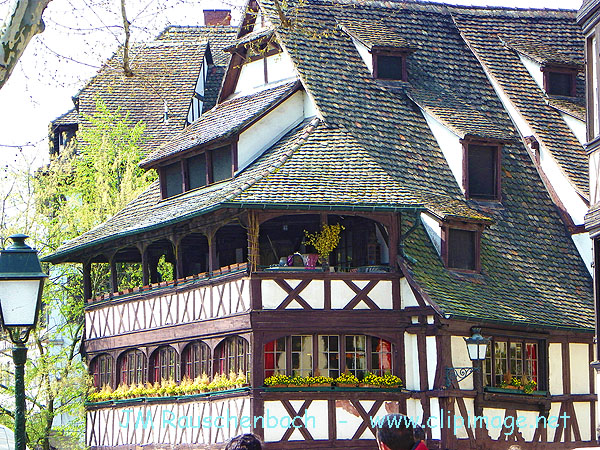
338,18 -> 417,81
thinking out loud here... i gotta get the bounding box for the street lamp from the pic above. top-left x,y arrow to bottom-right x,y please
445,327 -> 490,388
0,234 -> 47,450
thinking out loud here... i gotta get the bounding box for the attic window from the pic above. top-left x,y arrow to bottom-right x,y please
463,141 -> 502,201
373,50 -> 407,81
442,223 -> 482,273
160,143 -> 237,199
543,67 -> 577,97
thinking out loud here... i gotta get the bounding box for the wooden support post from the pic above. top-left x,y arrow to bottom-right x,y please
140,244 -> 150,286
389,213 -> 399,271
82,260 -> 92,301
109,255 -> 118,295
172,236 -> 184,280
207,228 -> 218,274
247,211 -> 260,272
251,331 -> 265,441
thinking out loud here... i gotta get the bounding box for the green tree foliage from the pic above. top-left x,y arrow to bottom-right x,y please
0,98 -> 154,449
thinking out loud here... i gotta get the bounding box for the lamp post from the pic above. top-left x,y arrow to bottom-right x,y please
0,234 -> 47,450
445,327 -> 490,388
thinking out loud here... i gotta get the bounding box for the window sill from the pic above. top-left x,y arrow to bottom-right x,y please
264,386 -> 405,392
484,386 -> 548,397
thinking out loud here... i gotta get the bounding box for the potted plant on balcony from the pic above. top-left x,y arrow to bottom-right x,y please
304,223 -> 344,271
335,372 -> 359,387
264,373 -> 291,388
306,375 -> 334,387
498,373 -> 538,394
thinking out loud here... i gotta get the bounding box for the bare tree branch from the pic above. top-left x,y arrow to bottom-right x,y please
0,0 -> 52,89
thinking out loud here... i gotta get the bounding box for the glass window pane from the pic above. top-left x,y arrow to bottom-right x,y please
188,154 -> 207,189
212,146 -> 232,182
318,335 -> 340,378
376,54 -> 404,80
164,162 -> 183,197
448,229 -> 476,270
468,145 -> 497,199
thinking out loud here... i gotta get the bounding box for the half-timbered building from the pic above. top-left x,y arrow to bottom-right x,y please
45,1 -> 598,449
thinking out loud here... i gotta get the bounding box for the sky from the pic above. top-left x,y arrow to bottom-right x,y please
0,0 -> 585,174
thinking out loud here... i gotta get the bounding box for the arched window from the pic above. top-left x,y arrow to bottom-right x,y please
214,336 -> 250,378
150,346 -> 179,383
118,349 -> 147,386
90,353 -> 113,388
182,341 -> 210,379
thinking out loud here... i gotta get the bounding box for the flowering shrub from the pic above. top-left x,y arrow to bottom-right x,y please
304,223 -> 344,261
88,371 -> 248,402
334,372 -> 359,386
264,374 -> 291,386
361,373 -> 403,387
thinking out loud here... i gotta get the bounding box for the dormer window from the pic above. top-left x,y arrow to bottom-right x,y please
160,143 -> 237,199
373,50 -> 407,81
463,140 -> 502,201
442,223 -> 482,273
542,67 -> 577,97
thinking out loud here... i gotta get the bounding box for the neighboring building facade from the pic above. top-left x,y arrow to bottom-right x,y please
579,0 -> 600,444
46,1 -> 597,449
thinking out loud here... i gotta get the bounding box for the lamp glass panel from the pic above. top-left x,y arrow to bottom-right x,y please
478,343 -> 488,360
0,280 -> 40,326
466,342 -> 478,361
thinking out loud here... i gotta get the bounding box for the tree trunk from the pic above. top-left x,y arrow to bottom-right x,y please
0,0 -> 52,90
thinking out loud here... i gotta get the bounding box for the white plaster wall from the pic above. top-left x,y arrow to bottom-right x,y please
400,278 -> 420,308
548,343 -> 564,395
237,90 -> 305,171
404,333 -> 420,390
305,400 -> 328,440
368,280 -> 392,309
482,407 -> 505,441
516,410 -> 539,442
336,401 -> 365,439
454,398 -> 475,440
264,400 -> 291,442
574,402 -> 592,441
351,37 -> 373,74
234,51 -> 297,97
426,336 -> 437,390
518,54 -> 544,90
261,280 -> 286,309
421,109 -> 463,193
560,112 -> 587,146
331,280 -> 357,309
420,213 -> 442,256
590,150 -> 600,205
187,56 -> 208,123
451,336 -> 473,390
303,87 -> 320,118
375,225 -> 389,263
572,232 -> 593,276
570,343 -> 590,394
406,398 -> 424,424
429,398 -> 442,440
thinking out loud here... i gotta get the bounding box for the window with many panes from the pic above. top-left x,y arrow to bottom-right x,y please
215,336 -> 250,380
150,346 -> 179,383
90,353 -> 113,388
264,334 -> 393,380
182,341 -> 211,379
119,349 -> 147,386
483,337 -> 541,389
160,144 -> 235,199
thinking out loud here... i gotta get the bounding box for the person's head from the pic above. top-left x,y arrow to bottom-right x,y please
414,425 -> 425,442
375,414 -> 416,450
224,433 -> 262,450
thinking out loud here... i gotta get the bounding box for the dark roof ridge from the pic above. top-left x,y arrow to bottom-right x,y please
156,24 -> 237,39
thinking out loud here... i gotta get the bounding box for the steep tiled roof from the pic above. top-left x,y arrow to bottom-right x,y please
547,97 -> 586,121
337,18 -> 412,49
140,81 -> 299,168
75,41 -> 209,153
51,108 -> 78,127
255,0 -> 592,330
48,118 -> 490,262
156,25 -> 238,66
499,35 -> 583,68
451,7 -> 589,197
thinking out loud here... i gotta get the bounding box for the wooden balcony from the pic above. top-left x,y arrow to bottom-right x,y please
84,266 -> 401,342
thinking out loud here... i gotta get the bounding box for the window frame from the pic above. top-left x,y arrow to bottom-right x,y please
586,26 -> 600,143
483,335 -> 546,392
159,140 -> 238,199
214,336 -> 250,381
90,353 -> 113,389
263,334 -> 394,380
462,139 -> 502,201
150,345 -> 180,383
182,340 -> 211,380
372,49 -> 408,81
118,349 -> 147,386
441,221 -> 483,273
542,66 -> 578,97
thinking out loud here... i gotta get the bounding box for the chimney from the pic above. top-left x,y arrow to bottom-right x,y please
204,10 -> 231,26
